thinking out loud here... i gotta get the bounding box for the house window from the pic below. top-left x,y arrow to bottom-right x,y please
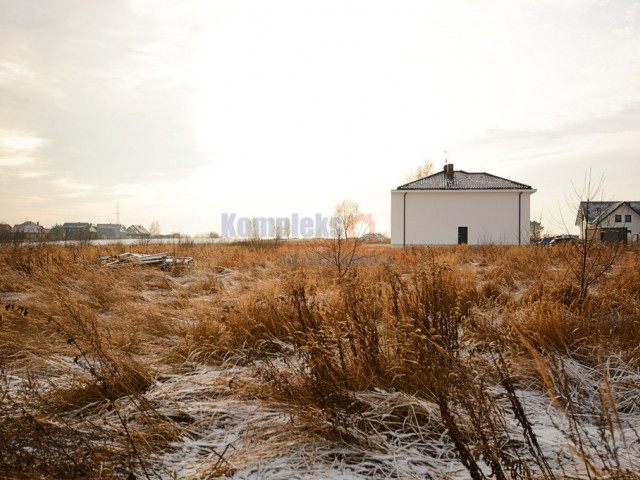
615,214 -> 622,223
625,214 -> 632,223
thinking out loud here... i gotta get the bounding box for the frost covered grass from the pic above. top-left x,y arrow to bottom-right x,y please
0,241 -> 639,478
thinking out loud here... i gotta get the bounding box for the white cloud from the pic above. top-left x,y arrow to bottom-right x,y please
0,61 -> 35,81
0,155 -> 34,167
0,131 -> 42,151
53,177 -> 96,198
0,129 -> 43,166
15,170 -> 48,179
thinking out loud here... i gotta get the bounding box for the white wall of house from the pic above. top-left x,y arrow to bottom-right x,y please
583,204 -> 640,236
390,190 -> 534,245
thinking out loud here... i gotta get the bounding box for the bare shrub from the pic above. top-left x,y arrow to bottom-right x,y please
318,199 -> 369,277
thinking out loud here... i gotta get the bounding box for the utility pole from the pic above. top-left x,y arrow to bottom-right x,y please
113,202 -> 120,225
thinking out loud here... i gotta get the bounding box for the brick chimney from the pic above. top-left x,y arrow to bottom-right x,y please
444,163 -> 454,181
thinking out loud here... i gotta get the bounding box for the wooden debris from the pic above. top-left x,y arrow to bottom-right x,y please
99,252 -> 194,269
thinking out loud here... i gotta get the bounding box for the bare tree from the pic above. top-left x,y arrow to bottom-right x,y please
321,200 -> 369,277
249,217 -> 260,240
404,161 -> 434,183
246,217 -> 281,250
530,219 -> 543,242
276,217 -> 290,239
559,170 -> 624,304
148,220 -> 161,237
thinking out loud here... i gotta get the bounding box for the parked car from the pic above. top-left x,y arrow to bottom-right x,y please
548,235 -> 579,246
536,237 -> 554,246
536,235 -> 579,246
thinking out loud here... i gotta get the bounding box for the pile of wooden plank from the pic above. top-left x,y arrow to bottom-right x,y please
99,252 -> 194,269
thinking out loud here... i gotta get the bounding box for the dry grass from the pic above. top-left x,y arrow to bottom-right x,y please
0,241 -> 639,478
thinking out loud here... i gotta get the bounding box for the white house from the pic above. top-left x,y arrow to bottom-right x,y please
391,164 -> 536,246
575,201 -> 640,242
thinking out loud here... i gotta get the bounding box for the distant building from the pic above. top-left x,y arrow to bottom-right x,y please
126,224 -> 151,239
11,221 -> 48,242
0,223 -> 13,244
576,201 -> 640,243
391,164 -> 536,245
96,223 -> 128,239
63,222 -> 97,241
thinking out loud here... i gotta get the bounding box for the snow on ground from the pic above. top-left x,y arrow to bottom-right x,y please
94,357 -> 640,479
111,365 -> 465,479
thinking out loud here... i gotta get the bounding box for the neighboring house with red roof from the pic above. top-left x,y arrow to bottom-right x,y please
391,164 -> 536,246
575,201 -> 640,243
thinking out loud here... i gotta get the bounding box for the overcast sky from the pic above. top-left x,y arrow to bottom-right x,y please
1,0 -> 639,236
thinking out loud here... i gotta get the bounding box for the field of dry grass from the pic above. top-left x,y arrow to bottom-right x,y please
1,240 -> 639,479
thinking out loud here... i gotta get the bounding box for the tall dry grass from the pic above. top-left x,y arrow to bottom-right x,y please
0,241 -> 639,478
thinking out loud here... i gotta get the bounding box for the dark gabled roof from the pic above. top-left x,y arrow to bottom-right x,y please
576,201 -> 640,226
63,222 -> 92,228
63,222 -> 97,233
397,170 -> 532,190
127,225 -> 150,235
96,223 -> 125,228
96,223 -> 126,231
96,224 -> 127,236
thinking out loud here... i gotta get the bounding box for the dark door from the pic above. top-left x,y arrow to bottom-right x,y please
458,226 -> 468,244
